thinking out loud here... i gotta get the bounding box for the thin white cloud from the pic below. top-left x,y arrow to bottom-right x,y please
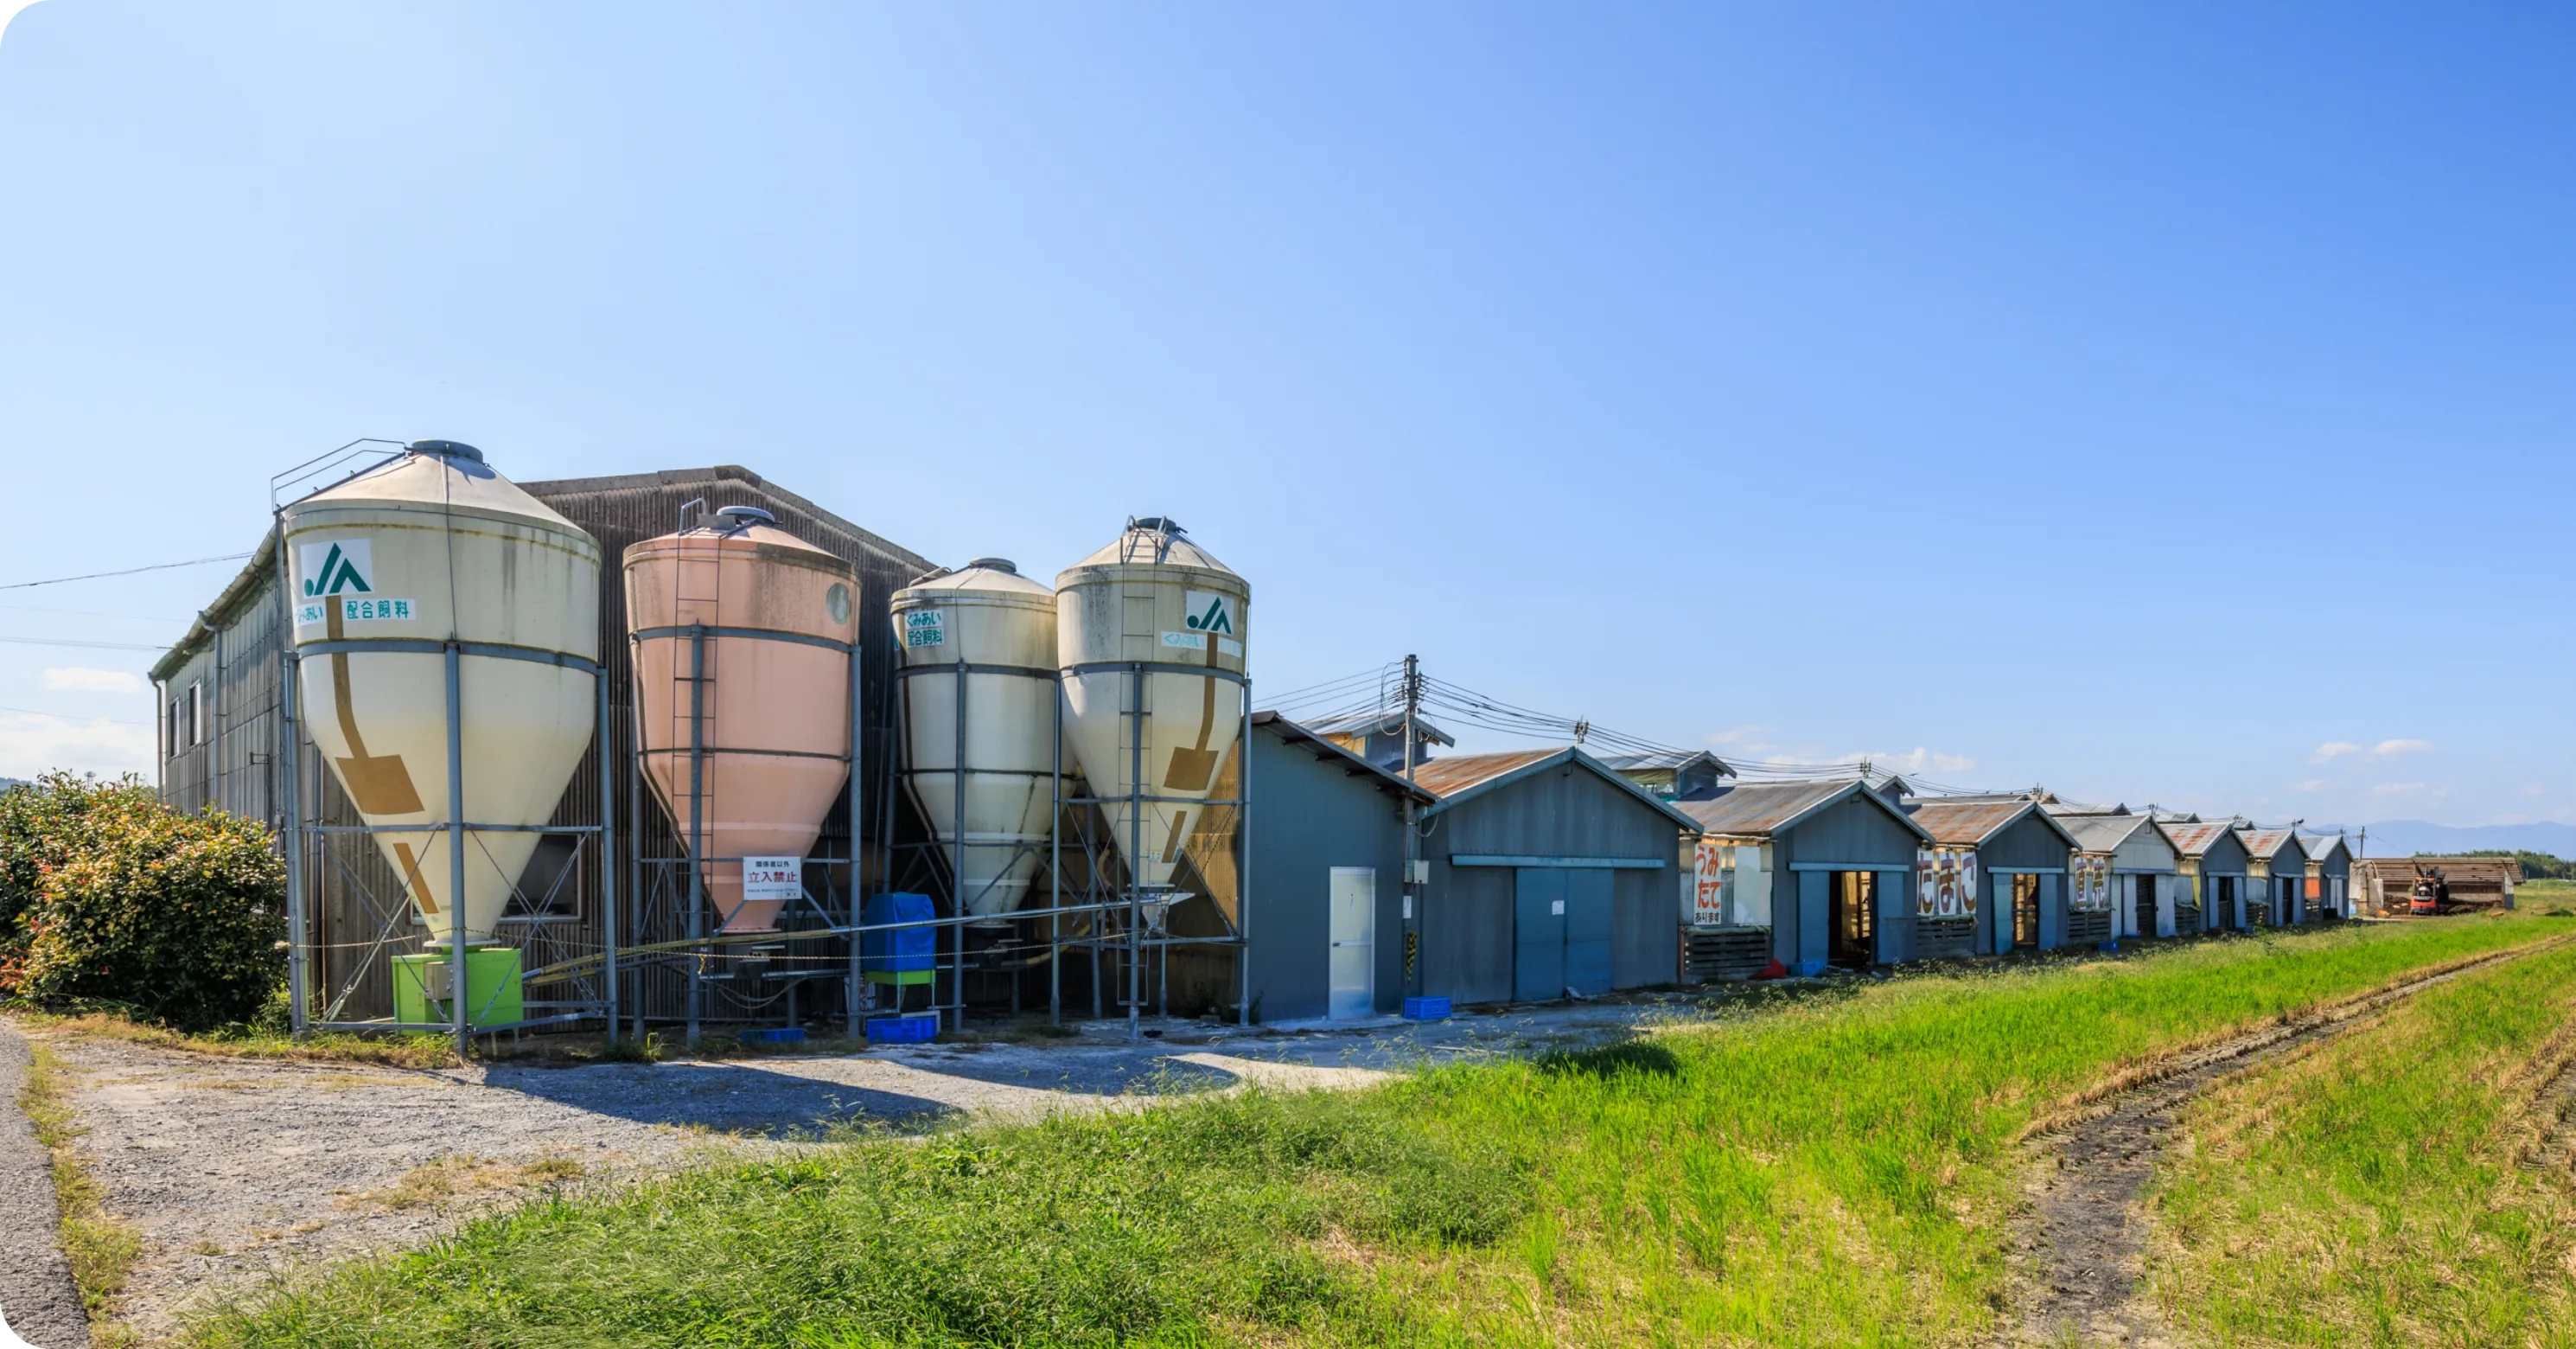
2370,782 -> 2426,796
1858,746 -> 1976,775
0,713 -> 156,779
2309,741 -> 2365,764
42,667 -> 145,694
2291,779 -> 2326,792
2525,784 -> 2550,797
1704,725 -> 1777,751
2372,738 -> 2433,757
0,2 -> 45,54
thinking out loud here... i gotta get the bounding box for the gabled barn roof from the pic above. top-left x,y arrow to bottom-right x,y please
1906,797 -> 2082,849
1675,777 -> 1932,842
1412,747 -> 1702,830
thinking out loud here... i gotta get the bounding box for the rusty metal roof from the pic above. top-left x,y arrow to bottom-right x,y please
1675,777 -> 1932,841
1906,799 -> 2040,847
1406,748 -> 1562,799
2235,828 -> 2305,862
1409,746 -> 1704,831
2158,820 -> 2238,856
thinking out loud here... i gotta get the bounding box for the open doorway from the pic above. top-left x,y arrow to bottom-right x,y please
2011,873 -> 2041,949
1828,871 -> 1877,968
2137,874 -> 2158,937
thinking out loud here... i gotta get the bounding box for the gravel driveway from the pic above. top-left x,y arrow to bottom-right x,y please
23,1001 -> 1657,1343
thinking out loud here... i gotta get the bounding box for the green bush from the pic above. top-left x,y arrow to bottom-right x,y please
0,771 -> 163,988
1,771 -> 286,1031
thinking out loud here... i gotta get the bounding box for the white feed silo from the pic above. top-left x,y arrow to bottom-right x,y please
283,442 -> 601,948
1055,519 -> 1248,893
893,559 -> 1058,922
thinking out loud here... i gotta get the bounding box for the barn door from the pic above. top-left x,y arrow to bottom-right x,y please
1562,869 -> 1613,996
1514,869 -> 1568,1001
1327,867 -> 1375,1020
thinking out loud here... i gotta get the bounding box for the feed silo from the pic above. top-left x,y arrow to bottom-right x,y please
626,507 -> 858,934
282,441 -> 601,950
1055,518 -> 1248,894
892,559 -> 1060,924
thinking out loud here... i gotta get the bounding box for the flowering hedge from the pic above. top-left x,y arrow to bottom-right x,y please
0,772 -> 285,1031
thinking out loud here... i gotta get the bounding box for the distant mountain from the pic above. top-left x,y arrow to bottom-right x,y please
2337,819 -> 2576,858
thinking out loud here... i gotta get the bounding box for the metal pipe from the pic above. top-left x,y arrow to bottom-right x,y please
1127,662 -> 1143,1039
598,670 -> 619,1044
686,623 -> 706,1049
1238,681 -> 1252,1026
1049,673 -> 1062,1025
280,658 -> 309,1038
860,629 -> 881,1042
952,658 -> 966,1031
444,641 -> 469,1059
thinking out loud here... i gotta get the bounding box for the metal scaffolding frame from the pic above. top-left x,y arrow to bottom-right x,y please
279,636 -> 619,1058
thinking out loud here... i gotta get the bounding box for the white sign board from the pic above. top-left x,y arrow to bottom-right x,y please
902,610 -> 946,648
741,855 -> 803,904
1692,839 -> 1732,924
1182,589 -> 1237,637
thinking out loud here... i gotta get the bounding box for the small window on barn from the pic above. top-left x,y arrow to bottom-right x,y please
165,697 -> 179,759
189,681 -> 205,746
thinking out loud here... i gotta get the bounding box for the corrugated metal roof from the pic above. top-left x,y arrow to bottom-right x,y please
1298,709 -> 1457,748
1407,748 -> 1564,799
2298,832 -> 2350,860
2236,828 -> 2304,860
2056,812 -> 2157,854
1670,777 -> 1932,841
1249,711 -> 1436,804
1904,799 -> 2037,846
1594,750 -> 1736,777
2159,820 -> 2236,856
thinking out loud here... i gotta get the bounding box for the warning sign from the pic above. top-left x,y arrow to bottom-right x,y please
742,856 -> 803,904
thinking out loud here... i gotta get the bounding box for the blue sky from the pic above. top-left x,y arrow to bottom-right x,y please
0,2 -> 2568,834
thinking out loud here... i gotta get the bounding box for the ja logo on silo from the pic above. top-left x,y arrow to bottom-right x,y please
1182,591 -> 1234,636
300,540 -> 375,598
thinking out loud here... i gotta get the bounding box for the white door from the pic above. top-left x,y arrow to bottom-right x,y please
1328,866 -> 1376,1020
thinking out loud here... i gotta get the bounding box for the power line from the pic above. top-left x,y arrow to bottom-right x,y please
0,704 -> 150,726
0,636 -> 165,652
0,552 -> 253,591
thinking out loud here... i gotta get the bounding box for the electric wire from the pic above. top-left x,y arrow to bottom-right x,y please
0,552 -> 254,591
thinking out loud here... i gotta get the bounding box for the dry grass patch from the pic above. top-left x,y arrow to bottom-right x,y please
337,1154 -> 590,1212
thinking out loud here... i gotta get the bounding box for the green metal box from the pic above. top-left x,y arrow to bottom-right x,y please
392,947 -> 524,1028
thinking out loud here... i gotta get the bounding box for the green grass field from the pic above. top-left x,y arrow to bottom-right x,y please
188,913 -> 2573,1349
2149,932 -> 2576,1348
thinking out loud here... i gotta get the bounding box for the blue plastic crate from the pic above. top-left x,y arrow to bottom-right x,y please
739,1026 -> 807,1045
865,1014 -> 940,1044
1402,995 -> 1451,1021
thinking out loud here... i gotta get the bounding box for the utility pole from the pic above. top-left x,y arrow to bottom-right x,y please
1401,654 -> 1423,1000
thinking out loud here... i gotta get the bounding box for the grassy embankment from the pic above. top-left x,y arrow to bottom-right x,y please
2150,927 -> 2576,1347
192,914 -> 2566,1349
21,1040 -> 145,1342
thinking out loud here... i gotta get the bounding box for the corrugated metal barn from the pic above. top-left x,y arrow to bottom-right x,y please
1222,713 -> 1431,1023
1409,748 -> 1696,1005
152,463 -> 937,1025
2237,828 -> 2309,926
2160,821 -> 2250,931
1599,750 -> 1734,802
1675,777 -> 1931,975
2048,810 -> 2184,940
2299,833 -> 2353,918
1905,797 -> 2079,955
